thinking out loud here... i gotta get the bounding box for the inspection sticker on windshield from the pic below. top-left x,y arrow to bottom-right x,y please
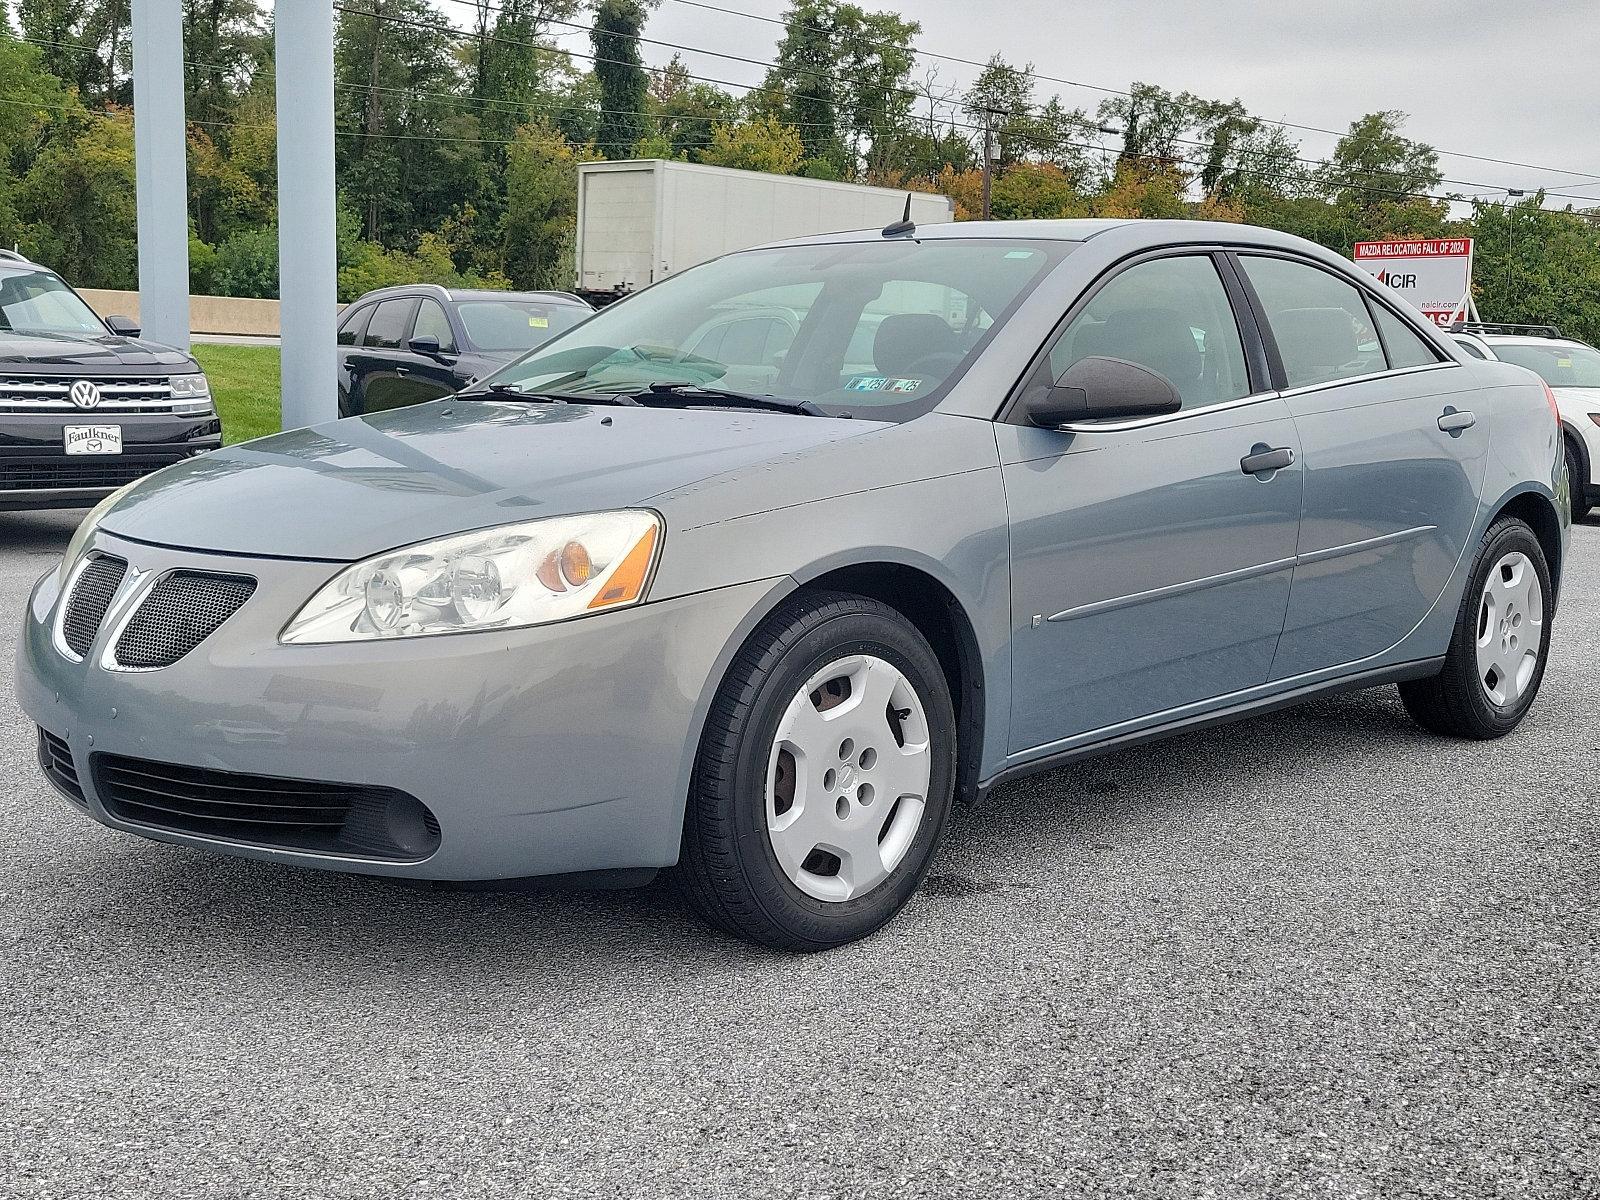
846,375 -> 922,393
64,425 -> 122,455
528,314 -> 549,328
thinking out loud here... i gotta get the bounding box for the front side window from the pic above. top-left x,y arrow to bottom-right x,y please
1240,256 -> 1387,387
1491,341 -> 1600,388
337,305 -> 371,346
1049,255 -> 1250,410
413,299 -> 457,352
0,270 -> 105,338
478,239 -> 1071,422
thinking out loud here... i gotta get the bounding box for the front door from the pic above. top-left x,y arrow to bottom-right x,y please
1001,252 -> 1304,756
1232,253 -> 1490,680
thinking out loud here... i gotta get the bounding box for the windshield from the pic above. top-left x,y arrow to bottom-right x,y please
479,238 -> 1071,420
1492,342 -> 1600,388
458,300 -> 590,352
0,269 -> 106,338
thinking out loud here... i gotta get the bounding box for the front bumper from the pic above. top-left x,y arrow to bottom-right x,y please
0,411 -> 222,510
18,529 -> 785,880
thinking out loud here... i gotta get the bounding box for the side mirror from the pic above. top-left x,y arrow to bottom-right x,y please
1026,356 -> 1182,428
407,335 -> 443,358
105,314 -> 141,338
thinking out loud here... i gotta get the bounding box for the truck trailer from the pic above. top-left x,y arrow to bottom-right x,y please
575,159 -> 957,302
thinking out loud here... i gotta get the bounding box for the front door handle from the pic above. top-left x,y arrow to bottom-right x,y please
1438,407 -> 1476,435
1241,445 -> 1296,477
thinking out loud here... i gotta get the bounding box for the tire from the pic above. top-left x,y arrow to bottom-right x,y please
677,590 -> 957,951
1567,439 -> 1592,521
1399,516 -> 1553,738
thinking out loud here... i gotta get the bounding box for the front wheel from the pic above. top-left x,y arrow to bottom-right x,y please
677,591 -> 957,950
1399,516 -> 1553,738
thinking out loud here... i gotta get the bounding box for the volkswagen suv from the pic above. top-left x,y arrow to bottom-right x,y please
0,253 -> 221,511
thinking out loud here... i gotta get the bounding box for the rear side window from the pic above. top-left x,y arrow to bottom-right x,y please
1049,254 -> 1250,410
1453,337 -> 1487,360
1372,305 -> 1441,369
1240,256 -> 1386,387
362,298 -> 417,350
337,305 -> 371,346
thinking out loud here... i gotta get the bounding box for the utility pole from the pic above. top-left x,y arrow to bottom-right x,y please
276,0 -> 339,430
365,0 -> 385,242
1506,188 -> 1526,300
130,0 -> 191,350
981,106 -> 994,220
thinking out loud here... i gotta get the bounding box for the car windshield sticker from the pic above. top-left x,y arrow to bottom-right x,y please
846,375 -> 923,393
529,312 -> 550,328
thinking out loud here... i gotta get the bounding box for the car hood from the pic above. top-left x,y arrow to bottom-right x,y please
0,331 -> 194,370
98,398 -> 886,560
1551,385 -> 1600,411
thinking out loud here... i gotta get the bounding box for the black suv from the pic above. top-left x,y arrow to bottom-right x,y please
336,284 -> 593,416
0,253 -> 221,511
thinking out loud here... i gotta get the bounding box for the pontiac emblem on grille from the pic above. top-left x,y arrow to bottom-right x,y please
69,380 -> 102,409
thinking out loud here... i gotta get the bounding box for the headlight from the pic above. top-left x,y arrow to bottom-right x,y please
169,373 -> 212,414
281,510 -> 663,644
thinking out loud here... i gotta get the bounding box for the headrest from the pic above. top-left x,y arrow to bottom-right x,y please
873,313 -> 958,377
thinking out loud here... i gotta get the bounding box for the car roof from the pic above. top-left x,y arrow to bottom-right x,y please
350,283 -> 589,306
1458,332 -> 1592,349
745,217 -> 1332,255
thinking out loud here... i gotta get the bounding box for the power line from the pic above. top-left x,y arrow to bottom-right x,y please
660,0 -> 1600,186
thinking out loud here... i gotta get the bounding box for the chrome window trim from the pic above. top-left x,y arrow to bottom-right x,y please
1054,360 -> 1462,434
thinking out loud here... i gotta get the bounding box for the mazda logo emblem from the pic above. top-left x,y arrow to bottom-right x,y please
69,380 -> 102,410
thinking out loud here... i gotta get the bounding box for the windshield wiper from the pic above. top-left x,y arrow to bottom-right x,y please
626,382 -> 832,417
456,383 -> 641,405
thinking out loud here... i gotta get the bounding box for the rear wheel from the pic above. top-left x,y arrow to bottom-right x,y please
1567,439 -> 1592,521
1399,516 -> 1552,738
677,591 -> 956,950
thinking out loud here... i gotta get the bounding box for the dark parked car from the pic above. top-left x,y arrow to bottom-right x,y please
0,252 -> 221,511
336,284 -> 592,415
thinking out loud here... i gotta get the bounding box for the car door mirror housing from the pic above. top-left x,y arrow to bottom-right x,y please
1026,356 -> 1183,427
105,314 -> 141,338
408,335 -> 444,358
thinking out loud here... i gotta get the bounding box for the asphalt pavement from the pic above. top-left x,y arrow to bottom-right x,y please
1,507 -> 1595,1199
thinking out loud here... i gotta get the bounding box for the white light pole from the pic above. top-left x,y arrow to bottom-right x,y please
275,0 -> 340,430
129,0 -> 191,350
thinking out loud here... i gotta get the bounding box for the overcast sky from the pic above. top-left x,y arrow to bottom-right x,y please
615,0 -> 1600,209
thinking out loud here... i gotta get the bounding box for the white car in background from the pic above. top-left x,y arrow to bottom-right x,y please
1451,323 -> 1600,520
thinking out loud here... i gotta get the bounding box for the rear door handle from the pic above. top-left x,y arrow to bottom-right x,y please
1241,446 -> 1296,477
1438,407 -> 1476,434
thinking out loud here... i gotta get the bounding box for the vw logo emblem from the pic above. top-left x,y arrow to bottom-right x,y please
69,380 -> 101,410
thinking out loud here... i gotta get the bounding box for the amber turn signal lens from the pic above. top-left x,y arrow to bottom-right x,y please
559,540 -> 593,586
588,525 -> 659,609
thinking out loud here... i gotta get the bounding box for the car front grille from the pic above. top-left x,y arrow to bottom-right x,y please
0,459 -> 177,492
113,570 -> 256,669
61,553 -> 128,658
37,728 -> 86,806
93,755 -> 442,861
0,376 -> 179,412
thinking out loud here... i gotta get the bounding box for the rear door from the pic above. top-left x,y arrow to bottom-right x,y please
998,250 -> 1304,754
350,297 -> 421,414
1232,252 -> 1489,679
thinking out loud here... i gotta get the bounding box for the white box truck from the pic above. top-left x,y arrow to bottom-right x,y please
575,159 -> 956,300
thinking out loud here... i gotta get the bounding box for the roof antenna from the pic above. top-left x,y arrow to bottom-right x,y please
882,193 -> 916,237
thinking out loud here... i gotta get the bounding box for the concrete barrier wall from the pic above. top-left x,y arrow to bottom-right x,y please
78,289 -> 340,338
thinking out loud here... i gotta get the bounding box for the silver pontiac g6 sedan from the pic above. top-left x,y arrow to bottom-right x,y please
19,220 -> 1569,949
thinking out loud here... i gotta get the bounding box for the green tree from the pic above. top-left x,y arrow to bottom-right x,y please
13,110 -> 138,286
700,115 -> 805,175
591,0 -> 650,160
498,120 -> 579,288
182,0 -> 270,124
1098,82 -> 1193,169
648,55 -> 737,162
1318,110 -> 1442,206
